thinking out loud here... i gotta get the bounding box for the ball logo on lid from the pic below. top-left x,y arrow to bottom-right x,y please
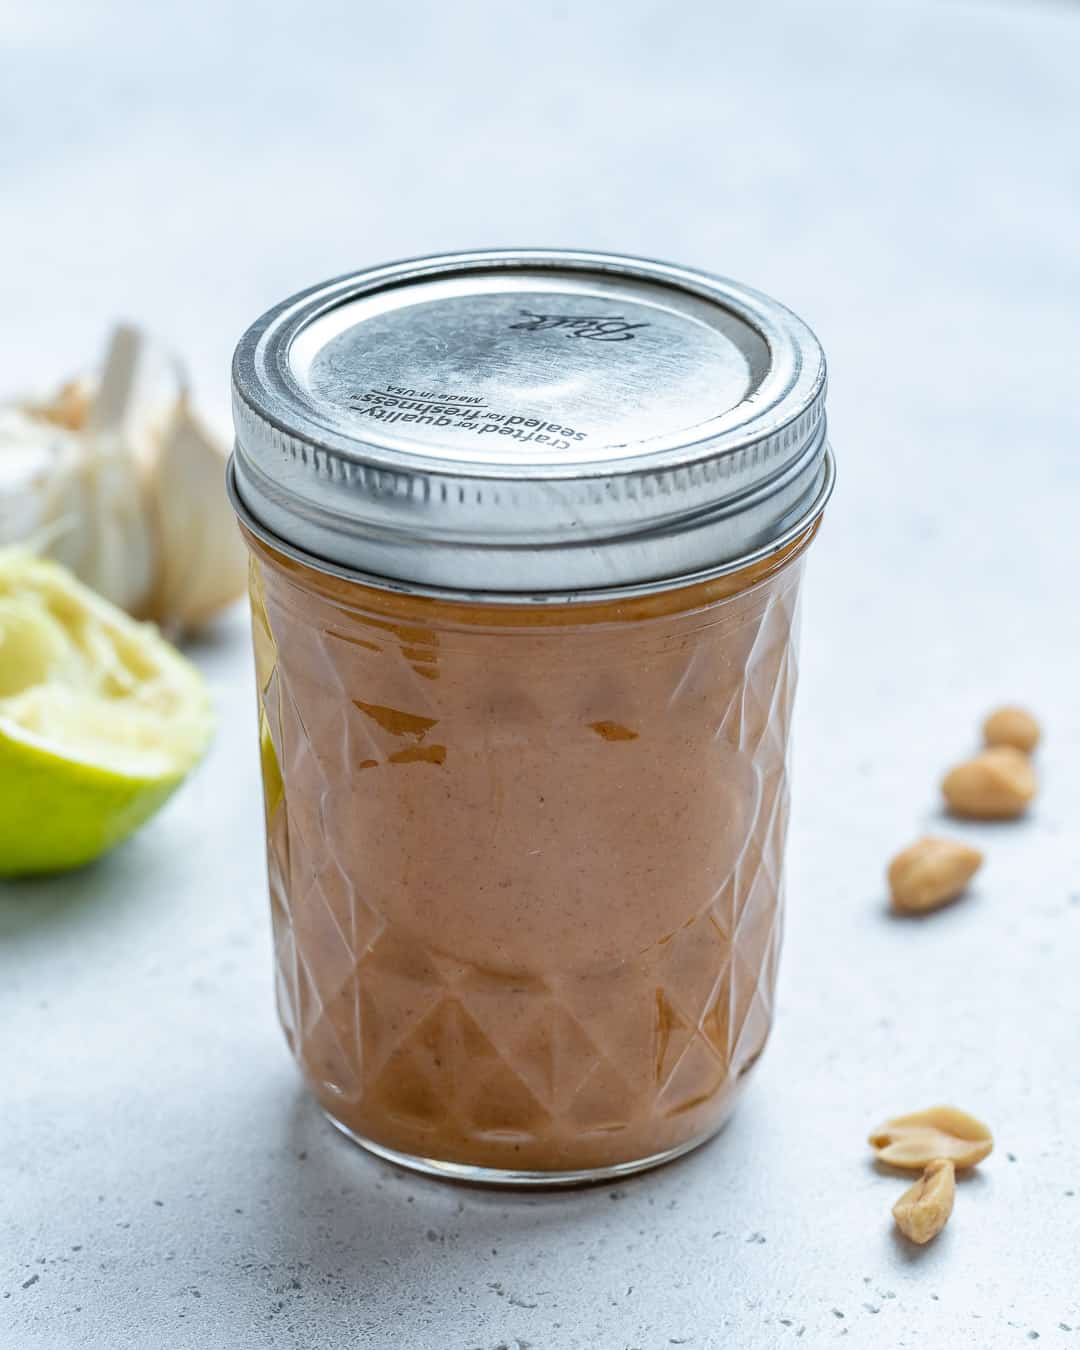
509,309 -> 649,342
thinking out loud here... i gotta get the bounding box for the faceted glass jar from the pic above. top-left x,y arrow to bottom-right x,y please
242,524 -> 817,1185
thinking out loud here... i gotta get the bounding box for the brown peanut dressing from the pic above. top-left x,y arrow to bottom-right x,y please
245,525 -> 814,1173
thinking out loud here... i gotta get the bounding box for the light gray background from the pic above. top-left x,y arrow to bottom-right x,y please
3,1 -> 1079,1346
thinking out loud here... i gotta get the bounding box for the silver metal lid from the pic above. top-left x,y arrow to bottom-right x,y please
230,249 -> 832,599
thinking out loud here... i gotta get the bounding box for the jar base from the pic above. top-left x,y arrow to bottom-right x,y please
321,1111 -> 722,1189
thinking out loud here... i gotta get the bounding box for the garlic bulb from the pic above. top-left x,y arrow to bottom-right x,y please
0,398 -> 157,618
0,326 -> 247,636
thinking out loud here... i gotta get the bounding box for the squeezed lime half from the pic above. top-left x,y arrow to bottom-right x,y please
0,550 -> 213,875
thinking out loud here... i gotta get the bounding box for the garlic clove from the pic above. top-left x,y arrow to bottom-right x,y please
65,434 -> 157,617
87,324 -> 184,473
86,325 -> 144,435
144,394 -> 248,634
65,325 -> 160,615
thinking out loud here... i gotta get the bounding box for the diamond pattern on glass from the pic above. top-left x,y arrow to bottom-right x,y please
248,556 -> 804,1168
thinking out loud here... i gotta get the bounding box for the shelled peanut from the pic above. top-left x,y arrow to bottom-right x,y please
942,705 -> 1041,820
869,1106 -> 993,1246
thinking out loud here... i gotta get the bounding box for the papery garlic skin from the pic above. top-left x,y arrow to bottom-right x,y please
24,379 -> 94,432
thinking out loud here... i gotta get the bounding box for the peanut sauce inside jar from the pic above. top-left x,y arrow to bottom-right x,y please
230,250 -> 834,1184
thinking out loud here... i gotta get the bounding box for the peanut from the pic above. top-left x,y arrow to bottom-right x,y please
887,836 -> 983,914
983,705 -> 1041,754
942,746 -> 1036,819
869,1105 -> 993,1170
892,1158 -> 956,1245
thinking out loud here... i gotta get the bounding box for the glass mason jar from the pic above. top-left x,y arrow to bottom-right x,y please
229,250 -> 834,1185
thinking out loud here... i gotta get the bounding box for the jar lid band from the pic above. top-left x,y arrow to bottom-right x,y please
230,249 -> 832,596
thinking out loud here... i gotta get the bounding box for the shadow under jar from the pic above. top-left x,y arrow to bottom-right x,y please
229,250 -> 835,1186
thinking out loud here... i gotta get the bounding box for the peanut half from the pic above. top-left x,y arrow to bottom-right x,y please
869,1105 -> 993,1170
942,746 -> 1036,819
887,836 -> 983,914
892,1159 -> 956,1245
983,705 -> 1041,754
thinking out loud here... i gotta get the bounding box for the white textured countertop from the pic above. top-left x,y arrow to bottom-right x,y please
3,2 -> 1080,1346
